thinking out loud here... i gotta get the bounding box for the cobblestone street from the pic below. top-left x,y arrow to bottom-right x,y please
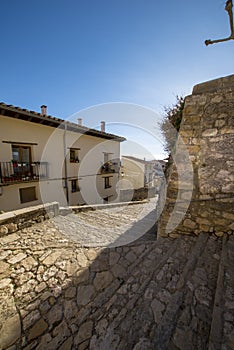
0,200 -> 234,349
53,199 -> 158,247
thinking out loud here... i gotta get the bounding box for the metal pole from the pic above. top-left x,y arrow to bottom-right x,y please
63,124 -> 69,204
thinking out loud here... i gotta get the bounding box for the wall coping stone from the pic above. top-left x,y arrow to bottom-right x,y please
0,212 -> 16,221
66,200 -> 150,214
0,202 -> 59,236
0,201 -> 149,233
0,202 -> 59,222
193,74 -> 234,95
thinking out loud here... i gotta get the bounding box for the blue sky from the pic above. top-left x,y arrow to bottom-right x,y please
1,0 -> 233,159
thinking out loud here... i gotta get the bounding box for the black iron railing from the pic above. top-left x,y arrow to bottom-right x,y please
0,161 -> 48,185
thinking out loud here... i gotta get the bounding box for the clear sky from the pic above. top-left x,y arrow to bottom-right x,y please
1,0 -> 233,159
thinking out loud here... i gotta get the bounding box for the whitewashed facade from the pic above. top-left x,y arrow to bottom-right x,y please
0,103 -> 125,211
120,156 -> 164,189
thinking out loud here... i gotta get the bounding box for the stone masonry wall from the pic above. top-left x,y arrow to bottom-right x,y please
120,187 -> 157,202
158,74 -> 234,238
0,203 -> 59,237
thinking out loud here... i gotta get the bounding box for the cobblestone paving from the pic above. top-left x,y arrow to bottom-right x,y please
52,199 -> 158,247
0,201 -> 233,349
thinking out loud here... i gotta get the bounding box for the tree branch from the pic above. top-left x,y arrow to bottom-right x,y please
205,0 -> 234,46
226,0 -> 234,36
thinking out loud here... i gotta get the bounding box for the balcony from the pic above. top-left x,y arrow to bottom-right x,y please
100,161 -> 120,174
0,161 -> 49,185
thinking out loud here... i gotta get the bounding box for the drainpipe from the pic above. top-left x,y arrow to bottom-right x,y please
63,124 -> 69,204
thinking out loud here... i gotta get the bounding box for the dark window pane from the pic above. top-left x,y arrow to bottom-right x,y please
71,179 -> 79,192
19,187 -> 37,203
104,177 -> 111,189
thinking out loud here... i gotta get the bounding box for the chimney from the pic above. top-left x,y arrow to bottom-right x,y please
78,118 -> 82,126
101,121 -> 105,132
41,105 -> 47,116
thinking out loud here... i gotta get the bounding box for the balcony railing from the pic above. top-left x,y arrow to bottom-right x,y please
100,161 -> 120,174
0,161 -> 48,185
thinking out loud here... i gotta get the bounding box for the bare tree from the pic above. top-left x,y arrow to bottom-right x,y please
205,0 -> 234,45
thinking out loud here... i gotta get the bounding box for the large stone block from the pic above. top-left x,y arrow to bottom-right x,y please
28,318 -> 48,341
75,320 -> 93,345
0,313 -> 21,348
192,74 -> 234,94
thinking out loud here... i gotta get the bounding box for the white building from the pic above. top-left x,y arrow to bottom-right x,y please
120,156 -> 167,190
0,103 -> 125,212
120,156 -> 156,189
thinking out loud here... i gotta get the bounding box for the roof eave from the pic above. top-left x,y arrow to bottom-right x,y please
0,103 -> 126,142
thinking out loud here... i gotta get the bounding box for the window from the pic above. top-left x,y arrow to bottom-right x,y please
71,179 -> 80,193
12,145 -> 31,163
70,149 -> 79,163
12,145 -> 32,176
19,187 -> 37,203
104,152 -> 109,164
104,177 -> 111,189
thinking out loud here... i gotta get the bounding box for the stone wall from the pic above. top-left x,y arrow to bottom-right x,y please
120,187 -> 157,202
0,202 -> 59,237
157,74 -> 234,238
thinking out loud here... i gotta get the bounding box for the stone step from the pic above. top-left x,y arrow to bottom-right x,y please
214,235 -> 234,350
208,234 -> 228,350
89,236 -> 197,349
74,239 -> 166,331
91,234 -> 221,350
165,234 -> 222,350
89,238 -> 173,321
147,233 -> 212,350
119,237 -> 197,349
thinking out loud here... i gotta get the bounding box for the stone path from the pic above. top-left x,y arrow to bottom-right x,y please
52,199 -> 158,247
0,201 -> 234,349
